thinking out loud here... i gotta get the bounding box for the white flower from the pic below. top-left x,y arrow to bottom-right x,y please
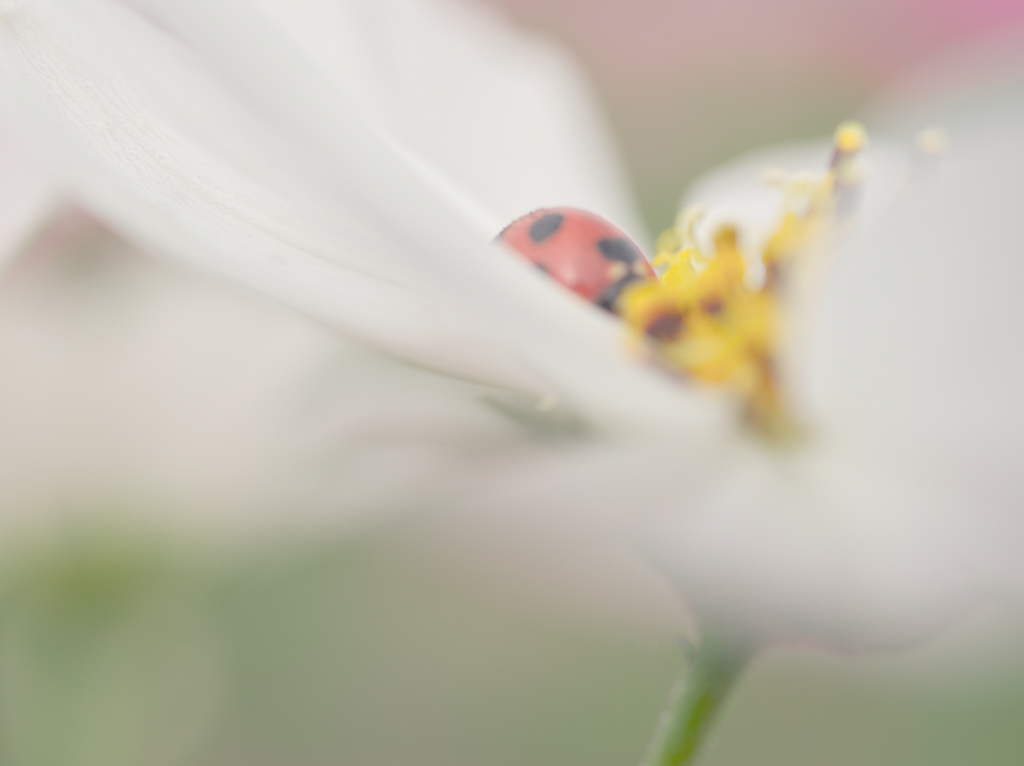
0,0 -> 1023,651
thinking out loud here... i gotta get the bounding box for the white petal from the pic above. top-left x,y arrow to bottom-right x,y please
809,121 -> 1024,594
0,0 -> 723,430
256,0 -> 645,235
636,440 -> 981,648
467,428 -> 974,647
0,0 -> 537,390
0,117 -> 59,264
0,210 -> 528,540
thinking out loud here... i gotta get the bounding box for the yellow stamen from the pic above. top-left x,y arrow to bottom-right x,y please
618,122 -> 870,437
833,120 -> 868,155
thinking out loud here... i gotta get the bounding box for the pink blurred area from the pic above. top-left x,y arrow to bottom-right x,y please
485,0 -> 1024,78
479,0 -> 1024,229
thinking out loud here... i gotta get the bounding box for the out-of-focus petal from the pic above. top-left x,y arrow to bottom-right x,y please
464,425 -> 972,647
0,0 -> 539,392
0,118 -> 58,264
808,119 -> 1024,596
0,0 -> 725,431
635,440 -> 980,648
0,209 -> 528,540
257,0 -> 644,235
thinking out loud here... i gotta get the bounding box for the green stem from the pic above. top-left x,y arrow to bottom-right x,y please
641,633 -> 756,766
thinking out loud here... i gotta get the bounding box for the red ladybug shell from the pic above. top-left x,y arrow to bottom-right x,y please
497,207 -> 656,315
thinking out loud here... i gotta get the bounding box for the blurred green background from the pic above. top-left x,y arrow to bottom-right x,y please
3,519 -> 1024,766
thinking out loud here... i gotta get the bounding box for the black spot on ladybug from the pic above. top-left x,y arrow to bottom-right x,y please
646,312 -> 685,342
535,263 -> 550,275
529,213 -> 564,243
595,274 -> 643,314
597,238 -> 639,263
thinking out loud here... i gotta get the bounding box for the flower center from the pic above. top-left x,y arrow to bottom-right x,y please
618,122 -> 868,437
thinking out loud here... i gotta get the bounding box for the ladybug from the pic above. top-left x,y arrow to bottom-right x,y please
497,207 -> 657,315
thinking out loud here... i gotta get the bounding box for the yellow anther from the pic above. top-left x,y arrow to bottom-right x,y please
833,120 -> 868,155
